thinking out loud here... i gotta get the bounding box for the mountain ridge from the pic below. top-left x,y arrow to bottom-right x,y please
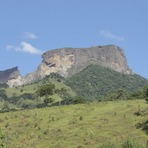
0,45 -> 134,87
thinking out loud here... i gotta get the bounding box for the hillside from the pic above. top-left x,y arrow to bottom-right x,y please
0,100 -> 147,147
66,65 -> 148,99
0,65 -> 148,110
0,46 -> 148,147
0,75 -> 76,110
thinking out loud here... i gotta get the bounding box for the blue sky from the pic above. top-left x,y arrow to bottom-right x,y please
0,0 -> 148,78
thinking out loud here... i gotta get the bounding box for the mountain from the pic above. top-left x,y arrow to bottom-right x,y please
5,45 -> 134,87
0,45 -> 148,109
0,67 -> 22,84
65,65 -> 148,99
40,45 -> 133,77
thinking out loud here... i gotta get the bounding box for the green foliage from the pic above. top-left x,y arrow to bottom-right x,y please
36,83 -> 55,97
17,98 -> 37,109
136,120 -> 148,135
129,85 -> 148,102
51,96 -> 86,106
0,129 -> 5,148
35,83 -> 56,107
143,86 -> 148,103
2,101 -> 10,110
107,89 -> 128,101
0,100 -> 147,147
55,87 -> 67,98
66,65 -> 148,100
0,75 -> 76,110
0,90 -> 7,101
0,83 -> 8,88
122,139 -> 144,148
129,90 -> 144,100
43,97 -> 53,107
48,72 -> 64,81
1,65 -> 148,111
20,93 -> 36,100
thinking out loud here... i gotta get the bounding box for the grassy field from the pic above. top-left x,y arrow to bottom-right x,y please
0,99 -> 148,148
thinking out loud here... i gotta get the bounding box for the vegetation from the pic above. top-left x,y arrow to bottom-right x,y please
66,65 -> 148,100
0,66 -> 148,147
0,129 -> 5,148
0,74 -> 76,110
0,66 -> 148,110
0,100 -> 147,147
143,86 -> 148,103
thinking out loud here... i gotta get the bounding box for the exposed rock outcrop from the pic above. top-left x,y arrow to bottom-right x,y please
3,45 -> 134,87
40,45 -> 133,77
0,67 -> 22,85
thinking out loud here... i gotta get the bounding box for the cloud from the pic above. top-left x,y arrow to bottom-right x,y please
6,41 -> 43,55
100,30 -> 124,41
24,32 -> 38,39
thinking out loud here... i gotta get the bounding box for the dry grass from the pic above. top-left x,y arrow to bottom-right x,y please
0,99 -> 147,148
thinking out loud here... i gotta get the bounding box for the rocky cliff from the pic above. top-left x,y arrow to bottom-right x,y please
40,45 -> 133,77
0,67 -> 22,84
6,45 -> 134,87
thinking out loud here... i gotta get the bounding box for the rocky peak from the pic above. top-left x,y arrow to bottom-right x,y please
39,45 -> 133,78
3,45 -> 134,87
0,66 -> 22,84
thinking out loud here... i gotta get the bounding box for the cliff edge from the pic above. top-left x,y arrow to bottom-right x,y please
5,45 -> 133,87
0,67 -> 22,84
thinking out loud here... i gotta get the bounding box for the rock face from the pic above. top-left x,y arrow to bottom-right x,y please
3,45 -> 134,87
32,45 -> 133,79
0,67 -> 22,84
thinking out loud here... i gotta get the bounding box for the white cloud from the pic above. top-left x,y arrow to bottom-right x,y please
6,41 -> 43,55
24,32 -> 38,39
100,30 -> 124,41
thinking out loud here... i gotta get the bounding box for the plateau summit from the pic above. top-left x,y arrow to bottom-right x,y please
0,45 -> 133,87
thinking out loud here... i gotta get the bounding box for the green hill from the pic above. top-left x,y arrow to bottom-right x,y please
0,100 -> 147,147
0,75 -> 76,110
66,65 -> 148,100
0,65 -> 148,147
1,65 -> 148,110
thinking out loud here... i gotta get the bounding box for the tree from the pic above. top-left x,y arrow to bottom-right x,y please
0,101 -> 10,113
116,89 -> 127,100
0,90 -> 7,101
36,84 -> 55,97
143,86 -> 148,103
17,98 -> 36,109
2,101 -> 9,110
56,87 -> 67,98
36,84 -> 55,107
43,98 -> 53,107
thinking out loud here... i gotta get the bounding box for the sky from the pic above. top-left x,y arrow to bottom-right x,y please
0,0 -> 148,78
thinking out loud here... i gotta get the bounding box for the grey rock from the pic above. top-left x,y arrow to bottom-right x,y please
1,45 -> 134,87
41,45 -> 133,77
0,66 -> 22,84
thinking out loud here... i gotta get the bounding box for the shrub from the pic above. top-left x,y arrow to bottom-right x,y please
122,139 -> 144,148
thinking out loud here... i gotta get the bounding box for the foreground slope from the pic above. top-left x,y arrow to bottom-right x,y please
0,100 -> 147,148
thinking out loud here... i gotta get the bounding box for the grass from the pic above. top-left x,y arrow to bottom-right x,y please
0,99 -> 147,148
1,77 -> 76,105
